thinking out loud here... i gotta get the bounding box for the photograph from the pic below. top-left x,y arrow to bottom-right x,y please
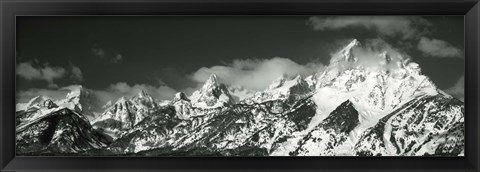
15,16 -> 465,156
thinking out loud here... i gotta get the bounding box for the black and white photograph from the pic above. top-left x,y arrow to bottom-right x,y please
15,16 -> 465,156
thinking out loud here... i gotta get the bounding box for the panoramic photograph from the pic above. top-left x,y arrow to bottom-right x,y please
15,16 -> 464,156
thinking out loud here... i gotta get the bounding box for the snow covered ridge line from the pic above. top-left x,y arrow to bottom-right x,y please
15,39 -> 464,156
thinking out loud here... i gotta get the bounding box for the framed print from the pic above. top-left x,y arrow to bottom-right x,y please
1,0 -> 479,171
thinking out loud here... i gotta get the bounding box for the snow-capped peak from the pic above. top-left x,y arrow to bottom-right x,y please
189,73 -> 233,108
174,92 -> 190,102
92,91 -> 161,139
61,85 -> 94,107
330,39 -> 361,64
308,39 -> 442,133
347,38 -> 360,48
137,90 -> 148,98
267,75 -> 305,91
64,85 -> 85,99
203,73 -> 219,89
246,75 -> 311,104
132,90 -> 155,104
43,85 -> 103,122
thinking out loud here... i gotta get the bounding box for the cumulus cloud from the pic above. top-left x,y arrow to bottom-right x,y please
188,57 -> 325,91
446,75 -> 464,102
17,61 -> 85,87
307,16 -> 430,39
417,37 -> 463,58
17,62 -> 67,85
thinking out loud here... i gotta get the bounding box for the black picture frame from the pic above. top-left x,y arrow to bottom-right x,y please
1,0 -> 479,171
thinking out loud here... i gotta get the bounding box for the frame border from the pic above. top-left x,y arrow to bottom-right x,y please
1,0 -> 479,171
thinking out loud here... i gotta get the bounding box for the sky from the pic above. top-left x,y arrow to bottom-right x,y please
16,16 -> 465,103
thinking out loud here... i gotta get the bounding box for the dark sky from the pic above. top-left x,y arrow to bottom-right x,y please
16,16 -> 464,98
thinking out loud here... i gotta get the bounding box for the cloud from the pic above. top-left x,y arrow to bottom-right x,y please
91,47 -> 106,58
307,16 -> 430,39
100,82 -> 177,101
154,67 -> 198,92
188,57 -> 325,91
17,61 -> 86,87
417,37 -> 463,58
308,16 -> 463,59
17,82 -> 178,105
113,54 -> 123,63
17,88 -> 70,103
17,62 -> 67,84
445,75 -> 464,102
70,64 -> 84,82
91,46 -> 124,63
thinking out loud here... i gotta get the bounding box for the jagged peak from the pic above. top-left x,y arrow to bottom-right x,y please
209,73 -> 218,81
137,90 -> 149,98
345,39 -> 360,50
43,99 -> 58,109
194,73 -> 230,97
330,39 -> 361,64
328,39 -> 404,67
44,99 -> 55,104
174,92 -> 190,101
64,85 -> 89,99
131,90 -> 157,107
188,73 -> 234,107
268,75 -> 308,91
340,99 -> 354,107
320,38 -> 427,81
203,73 -> 219,88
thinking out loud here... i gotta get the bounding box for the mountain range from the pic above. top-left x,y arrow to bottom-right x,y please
15,39 -> 464,156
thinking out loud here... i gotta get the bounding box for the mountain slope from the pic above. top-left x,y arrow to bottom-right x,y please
16,108 -> 110,155
16,86 -> 106,123
92,90 -> 160,140
134,95 -> 318,156
56,85 -> 105,121
286,100 -> 360,156
354,94 -> 464,156
15,38 -> 465,156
